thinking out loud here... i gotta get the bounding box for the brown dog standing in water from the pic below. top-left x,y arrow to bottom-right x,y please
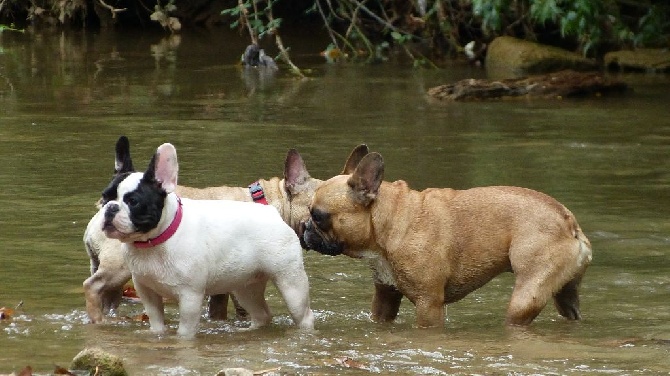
303,152 -> 592,327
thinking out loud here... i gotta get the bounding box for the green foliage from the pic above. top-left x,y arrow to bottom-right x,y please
530,0 -> 562,25
222,0 -> 303,77
0,23 -> 24,34
634,4 -> 670,47
472,0 -> 512,32
222,0 -> 282,40
471,0 -> 670,56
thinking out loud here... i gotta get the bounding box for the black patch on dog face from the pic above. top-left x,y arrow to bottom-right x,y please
309,208 -> 332,232
123,175 -> 167,234
100,172 -> 133,205
302,217 -> 344,256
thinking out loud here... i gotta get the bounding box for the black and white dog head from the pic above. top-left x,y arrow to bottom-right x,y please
101,138 -> 179,243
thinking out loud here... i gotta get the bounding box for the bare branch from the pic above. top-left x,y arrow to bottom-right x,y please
238,0 -> 258,44
97,0 -> 127,18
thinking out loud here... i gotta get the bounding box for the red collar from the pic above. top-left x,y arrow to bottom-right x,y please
248,181 -> 269,205
134,196 -> 183,249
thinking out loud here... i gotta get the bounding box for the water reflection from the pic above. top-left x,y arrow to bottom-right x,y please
1,27 -> 670,375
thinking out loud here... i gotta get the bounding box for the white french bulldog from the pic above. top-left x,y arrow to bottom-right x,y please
100,142 -> 314,338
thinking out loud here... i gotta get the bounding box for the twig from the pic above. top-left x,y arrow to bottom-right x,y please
347,0 -> 414,37
343,0 -> 360,41
238,0 -> 258,44
97,0 -> 127,18
316,0 -> 340,51
274,33 -> 299,75
324,0 -> 344,21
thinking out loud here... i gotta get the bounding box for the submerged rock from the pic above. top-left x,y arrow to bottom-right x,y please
70,348 -> 128,376
485,36 -> 598,78
604,49 -> 670,72
427,70 -> 628,101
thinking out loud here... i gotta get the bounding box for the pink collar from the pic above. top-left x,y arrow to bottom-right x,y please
134,196 -> 183,249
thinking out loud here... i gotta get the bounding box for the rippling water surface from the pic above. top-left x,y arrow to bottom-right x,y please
1,28 -> 669,375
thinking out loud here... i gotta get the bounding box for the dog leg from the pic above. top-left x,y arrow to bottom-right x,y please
553,275 -> 583,320
274,272 -> 314,330
83,267 -> 131,323
554,236 -> 591,321
506,279 -> 549,325
414,295 -> 446,328
371,282 -> 403,322
101,287 -> 123,315
233,282 -> 272,329
134,282 -> 166,334
177,292 -> 205,339
208,294 -> 248,321
231,294 -> 250,320
508,238 -> 590,325
207,294 -> 229,320
83,274 -> 105,324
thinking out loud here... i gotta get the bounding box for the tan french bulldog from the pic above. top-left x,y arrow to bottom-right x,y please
303,152 -> 593,328
83,136 -> 370,323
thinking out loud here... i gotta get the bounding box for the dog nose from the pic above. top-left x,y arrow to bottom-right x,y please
103,203 -> 120,227
299,220 -> 311,250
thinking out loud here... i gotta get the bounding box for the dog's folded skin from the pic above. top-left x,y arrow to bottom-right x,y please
101,143 -> 314,338
303,152 -> 592,328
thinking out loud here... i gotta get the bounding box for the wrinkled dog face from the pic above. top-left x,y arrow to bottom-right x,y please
303,153 -> 383,258
101,157 -> 167,243
302,198 -> 345,256
303,151 -> 384,258
303,171 -> 382,258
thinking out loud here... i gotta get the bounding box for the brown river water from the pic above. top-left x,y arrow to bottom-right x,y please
0,27 -> 669,375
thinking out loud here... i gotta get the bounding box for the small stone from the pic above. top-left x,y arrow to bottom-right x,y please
70,347 -> 128,376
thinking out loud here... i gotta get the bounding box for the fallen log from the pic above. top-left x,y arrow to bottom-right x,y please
427,70 -> 629,101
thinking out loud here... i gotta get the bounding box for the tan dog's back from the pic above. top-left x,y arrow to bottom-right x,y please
176,185 -> 249,201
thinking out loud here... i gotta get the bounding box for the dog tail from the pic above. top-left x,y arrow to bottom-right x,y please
553,215 -> 592,321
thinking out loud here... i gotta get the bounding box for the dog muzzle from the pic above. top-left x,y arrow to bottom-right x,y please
302,219 -> 345,256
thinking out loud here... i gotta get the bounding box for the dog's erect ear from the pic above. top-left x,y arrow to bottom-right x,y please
114,135 -> 134,174
341,144 -> 370,175
284,148 -> 311,196
347,152 -> 384,206
144,143 -> 179,193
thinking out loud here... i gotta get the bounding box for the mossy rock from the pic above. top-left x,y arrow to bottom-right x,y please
604,49 -> 670,72
485,36 -> 598,79
70,348 -> 128,376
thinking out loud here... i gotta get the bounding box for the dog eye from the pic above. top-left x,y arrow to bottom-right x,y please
126,197 -> 139,207
310,208 -> 331,229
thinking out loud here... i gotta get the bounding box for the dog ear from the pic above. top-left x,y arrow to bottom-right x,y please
284,148 -> 311,196
145,143 -> 179,193
341,144 -> 370,175
114,135 -> 134,174
347,152 -> 383,206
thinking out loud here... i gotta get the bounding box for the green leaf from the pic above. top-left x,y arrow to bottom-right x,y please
530,0 -> 561,24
